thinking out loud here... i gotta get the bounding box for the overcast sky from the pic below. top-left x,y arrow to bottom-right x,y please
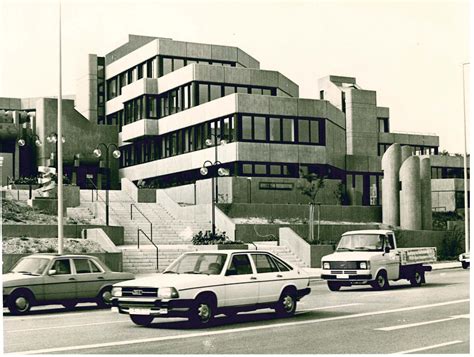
0,0 -> 470,154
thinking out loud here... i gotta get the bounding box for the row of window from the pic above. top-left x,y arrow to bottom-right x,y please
119,114 -> 326,168
106,55 -> 238,100
109,82 -> 278,130
378,143 -> 439,156
431,166 -> 470,179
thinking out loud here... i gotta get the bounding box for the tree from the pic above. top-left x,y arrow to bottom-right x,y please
296,170 -> 326,243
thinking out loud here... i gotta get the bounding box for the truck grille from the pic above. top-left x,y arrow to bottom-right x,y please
122,287 -> 158,297
329,261 -> 358,269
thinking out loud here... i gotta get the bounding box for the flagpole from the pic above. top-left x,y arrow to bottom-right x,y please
57,0 -> 64,254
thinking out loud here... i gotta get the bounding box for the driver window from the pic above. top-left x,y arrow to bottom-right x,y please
386,234 -> 395,249
52,259 -> 71,275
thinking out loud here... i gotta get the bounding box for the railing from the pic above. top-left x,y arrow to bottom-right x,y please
131,203 -> 153,241
137,228 -> 159,271
87,178 -> 99,202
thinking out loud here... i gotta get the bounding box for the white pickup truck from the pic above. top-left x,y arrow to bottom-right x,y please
321,229 -> 437,291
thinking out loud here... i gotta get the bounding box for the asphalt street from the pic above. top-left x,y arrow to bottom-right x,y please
2,267 -> 470,354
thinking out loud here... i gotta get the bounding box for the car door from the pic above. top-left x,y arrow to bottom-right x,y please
383,234 -> 400,279
72,258 -> 105,299
222,253 -> 259,307
250,253 -> 285,304
42,258 -> 76,301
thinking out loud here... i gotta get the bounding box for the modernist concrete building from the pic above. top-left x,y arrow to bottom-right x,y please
0,34 -> 469,211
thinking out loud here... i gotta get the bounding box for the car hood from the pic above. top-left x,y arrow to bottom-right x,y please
2,272 -> 41,287
113,273 -> 221,290
322,251 -> 382,262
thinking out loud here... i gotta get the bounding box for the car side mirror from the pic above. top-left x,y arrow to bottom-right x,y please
48,269 -> 57,275
384,246 -> 390,254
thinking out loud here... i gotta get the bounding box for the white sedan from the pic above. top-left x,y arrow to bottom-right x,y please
111,250 -> 311,326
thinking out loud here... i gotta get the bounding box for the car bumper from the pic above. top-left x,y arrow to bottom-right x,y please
111,297 -> 195,318
321,274 -> 373,282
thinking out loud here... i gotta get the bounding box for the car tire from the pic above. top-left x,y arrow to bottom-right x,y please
462,261 -> 469,269
275,289 -> 297,317
371,271 -> 389,290
8,290 -> 34,315
130,314 -> 154,326
62,301 -> 77,310
96,286 -> 113,308
409,270 -> 423,287
189,296 -> 215,326
327,281 -> 342,291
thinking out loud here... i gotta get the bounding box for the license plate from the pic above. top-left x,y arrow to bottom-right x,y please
159,308 -> 168,314
129,308 -> 151,315
337,274 -> 349,279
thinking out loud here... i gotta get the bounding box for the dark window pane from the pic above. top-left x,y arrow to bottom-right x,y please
237,86 -> 248,94
310,120 -> 320,143
270,165 -> 282,175
251,254 -> 278,273
224,86 -> 235,96
74,259 -> 91,274
262,89 -> 272,96
242,164 -> 252,174
254,164 -> 267,175
229,255 -> 252,275
254,116 -> 266,141
251,87 -> 263,95
163,58 -> 172,75
174,58 -> 185,71
241,115 -> 252,140
210,84 -> 221,101
269,117 -> 281,142
298,119 -> 310,143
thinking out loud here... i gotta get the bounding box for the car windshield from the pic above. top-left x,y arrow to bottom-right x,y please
11,257 -> 50,275
165,253 -> 227,275
337,234 -> 385,252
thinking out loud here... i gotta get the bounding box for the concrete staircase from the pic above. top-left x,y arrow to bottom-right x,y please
253,241 -> 308,268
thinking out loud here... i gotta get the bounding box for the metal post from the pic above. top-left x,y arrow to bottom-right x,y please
317,203 -> 321,243
214,137 -> 219,204
105,149 -> 110,226
211,176 -> 216,236
462,62 -> 470,253
57,0 -> 64,255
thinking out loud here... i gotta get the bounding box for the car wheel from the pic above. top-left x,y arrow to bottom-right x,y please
327,281 -> 342,291
371,271 -> 389,290
189,297 -> 215,325
409,270 -> 423,287
8,290 -> 33,315
62,301 -> 77,310
462,261 -> 469,269
275,289 -> 297,317
130,314 -> 154,326
96,287 -> 113,308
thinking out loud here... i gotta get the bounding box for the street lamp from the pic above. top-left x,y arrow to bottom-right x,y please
462,62 -> 470,253
200,159 -> 230,236
93,143 -> 121,226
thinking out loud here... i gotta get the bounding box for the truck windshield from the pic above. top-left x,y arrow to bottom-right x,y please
337,234 -> 385,252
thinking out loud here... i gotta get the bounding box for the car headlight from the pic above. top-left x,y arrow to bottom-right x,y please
158,287 -> 179,299
111,287 -> 122,297
322,262 -> 330,270
359,261 -> 369,270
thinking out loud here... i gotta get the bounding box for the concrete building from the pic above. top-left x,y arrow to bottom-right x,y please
1,34 -> 469,211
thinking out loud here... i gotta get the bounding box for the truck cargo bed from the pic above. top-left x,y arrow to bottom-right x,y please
398,247 -> 437,265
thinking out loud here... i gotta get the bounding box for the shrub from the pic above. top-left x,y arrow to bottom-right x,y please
192,230 -> 243,245
439,226 -> 464,260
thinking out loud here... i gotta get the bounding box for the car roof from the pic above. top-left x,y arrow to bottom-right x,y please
24,253 -> 99,259
184,250 -> 272,255
342,229 -> 394,236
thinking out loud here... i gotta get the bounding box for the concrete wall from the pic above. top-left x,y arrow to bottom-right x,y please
75,54 -> 98,122
399,156 -> 422,230
431,178 -> 466,212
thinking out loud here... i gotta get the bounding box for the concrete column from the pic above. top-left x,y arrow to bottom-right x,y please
420,157 -> 432,230
401,146 -> 413,163
381,143 -> 402,226
400,156 -> 422,230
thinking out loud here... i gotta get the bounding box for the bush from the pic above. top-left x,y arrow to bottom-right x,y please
192,230 -> 244,245
432,211 -> 463,231
439,226 -> 464,260
2,237 -> 105,254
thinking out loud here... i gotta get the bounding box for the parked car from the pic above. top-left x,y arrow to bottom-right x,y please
111,250 -> 311,326
321,229 -> 437,291
459,252 -> 470,269
3,254 -> 135,315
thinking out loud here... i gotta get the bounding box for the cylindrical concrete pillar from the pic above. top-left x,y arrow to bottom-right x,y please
420,157 -> 432,230
400,156 -> 422,230
381,143 -> 402,226
401,146 -> 413,164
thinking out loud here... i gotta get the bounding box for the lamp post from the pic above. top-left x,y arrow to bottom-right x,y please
462,62 -> 470,253
93,143 -> 121,226
200,160 -> 229,236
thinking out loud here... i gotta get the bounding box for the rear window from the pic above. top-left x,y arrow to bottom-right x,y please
271,255 -> 293,271
251,254 -> 279,273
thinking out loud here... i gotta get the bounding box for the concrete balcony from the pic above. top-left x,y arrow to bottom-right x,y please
121,118 -> 159,142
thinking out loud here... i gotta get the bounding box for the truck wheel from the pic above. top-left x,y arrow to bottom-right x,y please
462,261 -> 469,269
130,314 -> 154,326
371,271 -> 389,290
327,281 -> 342,291
409,270 -> 423,287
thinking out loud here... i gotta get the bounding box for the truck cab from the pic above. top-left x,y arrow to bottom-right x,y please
321,229 -> 436,291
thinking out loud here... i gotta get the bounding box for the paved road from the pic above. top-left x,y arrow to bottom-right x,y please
3,268 -> 469,354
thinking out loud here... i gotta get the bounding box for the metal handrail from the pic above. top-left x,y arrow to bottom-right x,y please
137,228 -> 159,271
86,177 -> 99,202
131,203 -> 153,241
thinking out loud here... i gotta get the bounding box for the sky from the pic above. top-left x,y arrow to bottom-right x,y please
0,0 -> 470,154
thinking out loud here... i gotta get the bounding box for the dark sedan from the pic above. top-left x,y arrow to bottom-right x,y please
3,254 -> 134,315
